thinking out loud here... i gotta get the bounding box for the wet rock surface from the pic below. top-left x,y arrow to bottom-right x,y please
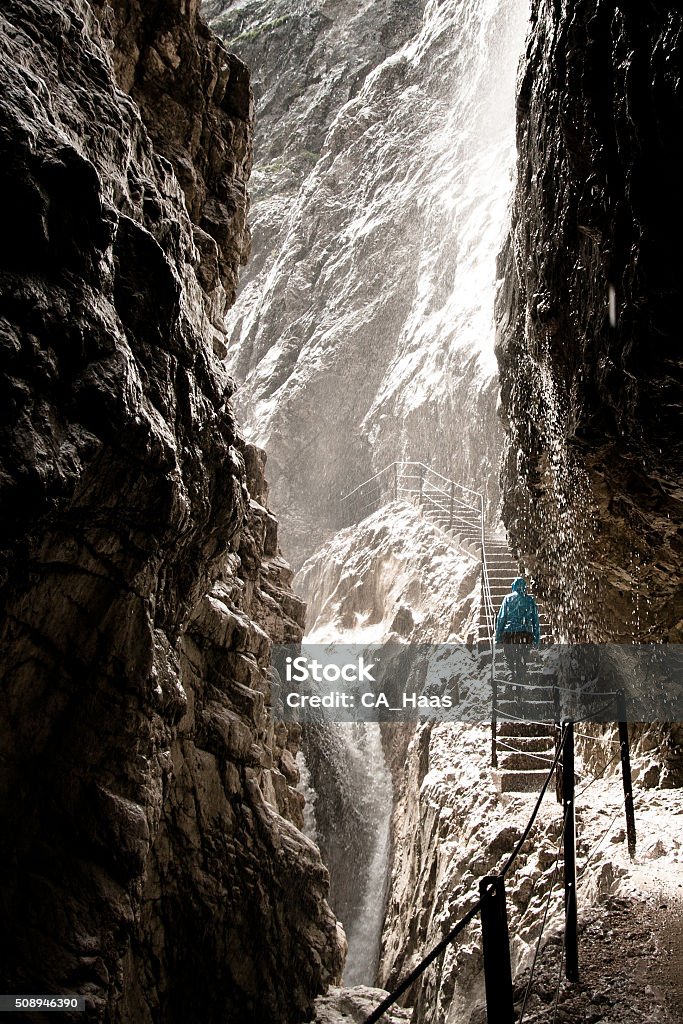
92,0 -> 253,308
513,895 -> 680,1024
297,501 -> 481,645
291,501 -> 483,993
495,0 -> 683,643
0,1 -> 343,1020
310,984 -> 412,1023
205,0 -> 529,566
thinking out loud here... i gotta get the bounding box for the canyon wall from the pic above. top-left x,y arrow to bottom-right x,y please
298,502 -> 481,646
496,0 -> 683,642
0,1 -> 342,1020
205,0 -> 530,566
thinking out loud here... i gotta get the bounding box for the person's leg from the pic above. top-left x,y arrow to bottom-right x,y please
512,642 -> 524,697
503,640 -> 515,694
516,635 -> 534,703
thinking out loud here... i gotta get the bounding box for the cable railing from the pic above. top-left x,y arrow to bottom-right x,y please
364,726 -> 568,1024
339,462 -> 483,537
363,691 -> 638,1023
339,462 -> 637,1023
341,459 -> 499,743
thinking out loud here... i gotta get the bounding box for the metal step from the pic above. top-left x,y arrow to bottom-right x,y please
497,721 -> 555,738
495,684 -> 555,700
498,751 -> 556,771
495,769 -> 553,793
495,701 -> 555,720
497,735 -> 555,753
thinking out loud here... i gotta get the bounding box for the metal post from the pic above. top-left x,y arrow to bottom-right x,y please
553,686 -> 562,804
418,464 -> 424,505
449,481 -> 455,531
491,674 -> 498,768
616,689 -> 636,858
562,720 -> 578,982
479,876 -> 514,1023
393,462 -> 398,501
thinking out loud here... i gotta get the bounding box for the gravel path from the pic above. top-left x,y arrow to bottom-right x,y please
515,892 -> 680,1023
511,776 -> 683,1024
630,864 -> 683,1020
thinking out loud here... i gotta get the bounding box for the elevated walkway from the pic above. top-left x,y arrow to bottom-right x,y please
340,462 -> 558,792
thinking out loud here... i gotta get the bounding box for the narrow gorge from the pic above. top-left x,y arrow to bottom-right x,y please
0,1 -> 681,1023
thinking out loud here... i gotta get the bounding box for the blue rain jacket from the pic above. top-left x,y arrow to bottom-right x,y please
495,577 -> 541,647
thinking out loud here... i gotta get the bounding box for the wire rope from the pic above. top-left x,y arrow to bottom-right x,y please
518,809 -> 567,1023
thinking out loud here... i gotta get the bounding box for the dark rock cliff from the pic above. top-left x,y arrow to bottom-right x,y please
496,0 -> 683,643
0,1 -> 343,1020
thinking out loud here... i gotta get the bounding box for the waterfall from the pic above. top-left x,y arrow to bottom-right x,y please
301,717 -> 394,987
340,723 -> 393,986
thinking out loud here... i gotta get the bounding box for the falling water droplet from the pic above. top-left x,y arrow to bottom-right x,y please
608,284 -> 617,328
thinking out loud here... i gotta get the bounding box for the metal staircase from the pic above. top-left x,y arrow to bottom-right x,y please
477,538 -> 553,653
340,462 -> 483,553
340,462 -> 557,792
480,536 -> 556,792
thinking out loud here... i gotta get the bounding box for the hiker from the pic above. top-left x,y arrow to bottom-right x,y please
494,576 -> 541,688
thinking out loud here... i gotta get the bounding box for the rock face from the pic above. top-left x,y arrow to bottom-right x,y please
0,1 -> 342,1020
204,0 -> 530,566
91,0 -> 252,312
298,502 -> 481,645
495,0 -> 683,642
309,985 -> 412,1023
121,448 -> 344,1024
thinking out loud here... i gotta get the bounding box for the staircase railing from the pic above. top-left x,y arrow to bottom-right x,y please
340,460 -> 497,673
364,698 -> 637,1023
340,461 -> 481,533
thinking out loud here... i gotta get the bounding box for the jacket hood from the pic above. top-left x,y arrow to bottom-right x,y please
511,577 -> 527,594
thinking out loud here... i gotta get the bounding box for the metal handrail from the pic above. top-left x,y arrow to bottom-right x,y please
341,463 -> 482,509
341,462 -> 398,503
399,461 -> 482,499
339,458 -> 495,694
